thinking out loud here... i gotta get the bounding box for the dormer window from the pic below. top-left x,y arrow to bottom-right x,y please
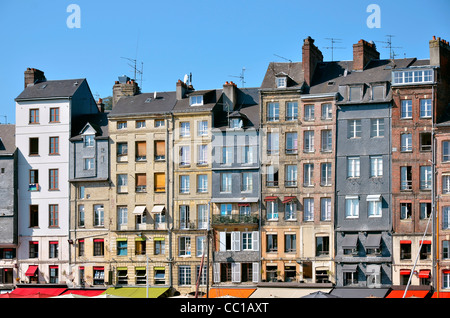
84,135 -> 94,147
349,86 -> 362,101
190,95 -> 203,106
276,77 -> 287,88
372,85 -> 385,100
230,118 -> 243,129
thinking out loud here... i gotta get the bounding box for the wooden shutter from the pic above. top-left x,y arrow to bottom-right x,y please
231,231 -> 240,251
219,232 -> 226,252
213,263 -> 220,283
136,141 -> 146,157
252,262 -> 259,283
232,263 -> 241,283
136,173 -> 146,186
154,173 -> 165,192
252,231 -> 259,251
155,141 -> 165,157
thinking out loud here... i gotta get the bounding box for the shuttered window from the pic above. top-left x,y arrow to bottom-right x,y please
154,173 -> 165,192
155,141 -> 165,160
136,141 -> 146,161
136,173 -> 146,192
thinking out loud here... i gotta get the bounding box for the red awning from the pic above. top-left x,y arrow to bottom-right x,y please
432,292 -> 450,298
400,240 -> 411,244
400,269 -> 411,275
9,288 -> 67,298
264,196 -> 278,201
238,203 -> 250,207
282,196 -> 296,203
61,289 -> 106,297
386,290 -> 430,298
420,240 -> 432,245
418,270 -> 431,278
25,265 -> 38,276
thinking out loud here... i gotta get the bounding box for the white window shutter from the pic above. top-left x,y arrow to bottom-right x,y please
252,231 -> 259,251
232,263 -> 241,283
213,263 -> 220,283
232,231 -> 240,251
219,232 -> 226,251
252,262 -> 259,283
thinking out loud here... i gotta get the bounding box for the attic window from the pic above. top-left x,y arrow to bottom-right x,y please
230,118 -> 243,129
84,135 -> 94,147
276,77 -> 287,88
372,85 -> 384,100
190,95 -> 203,106
145,98 -> 152,103
349,86 -> 362,101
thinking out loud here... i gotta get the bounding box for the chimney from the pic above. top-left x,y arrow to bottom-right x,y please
430,35 -> 450,67
97,98 -> 105,113
222,81 -> 237,111
176,79 -> 188,100
302,36 -> 323,87
352,39 -> 380,71
24,68 -> 46,88
112,77 -> 139,107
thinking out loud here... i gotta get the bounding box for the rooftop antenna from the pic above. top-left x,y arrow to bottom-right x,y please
273,54 -> 292,63
121,57 -> 144,88
375,35 -> 402,60
323,38 -> 345,62
229,67 -> 246,87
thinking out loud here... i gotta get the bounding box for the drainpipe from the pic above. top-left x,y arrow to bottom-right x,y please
169,114 -> 174,289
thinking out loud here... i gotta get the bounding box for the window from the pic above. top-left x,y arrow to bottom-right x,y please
276,77 -> 286,88
29,205 -> 39,227
135,239 -> 146,256
321,162 -> 332,186
84,135 -> 94,147
443,241 -> 450,259
29,137 -> 39,155
78,205 -> 85,227
266,234 -> 278,252
180,175 -> 190,193
372,85 -> 384,100
29,109 -> 39,124
117,121 -> 127,129
155,141 -> 165,160
345,196 -> 359,218
367,196 -> 382,217
420,99 -> 432,118
135,173 -> 147,193
242,232 -> 254,250
371,119 -> 384,138
135,141 -> 146,161
303,163 -> 314,187
285,234 -> 296,253
49,169 -> 59,190
197,175 -> 208,193
420,202 -> 431,219
197,205 -> 208,229
266,201 -> 278,220
198,120 -> 208,136
303,198 -> 314,221
117,240 -> 127,256
321,103 -> 332,120
393,69 -> 434,84
316,236 -> 329,256
420,166 -> 432,190
401,100 -> 412,118
370,156 -> 383,177
321,130 -> 332,152
29,169 -> 39,187
242,146 -> 254,164
285,201 -> 296,220
49,204 -> 59,227
420,133 -> 432,152
50,108 -> 59,122
78,239 -> 85,256
179,266 -> 191,285
444,141 -> 450,162
286,102 -> 298,121
285,132 -> 298,154
400,166 -> 412,190
155,239 -> 165,255
154,173 -> 165,192
443,176 -> 450,194
196,236 -> 206,256
303,130 -> 314,152
93,239 -> 104,256
222,147 -> 233,164
117,207 -> 127,230
242,172 -> 253,191
267,132 -> 279,154
84,158 -> 94,170
94,205 -> 104,227
135,120 -> 145,128
240,204 -> 250,216
347,157 -> 360,178
285,165 -> 297,187
220,173 -> 232,192
320,198 -> 331,221
29,241 -> 38,258
230,118 -> 242,129
348,120 -> 361,138
179,237 -> 191,256
349,86 -> 361,101
117,174 -> 128,193
220,204 -> 232,217
267,103 -> 279,121
179,146 -> 190,166
117,142 -> 128,162
197,144 -> 207,165
401,134 -> 412,152
400,241 -> 411,260
304,105 -> 314,121
266,165 -> 278,187
180,122 -> 190,137
190,95 -> 203,106
155,119 -> 164,127
400,203 -> 412,219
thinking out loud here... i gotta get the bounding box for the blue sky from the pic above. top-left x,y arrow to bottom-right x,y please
0,0 -> 449,124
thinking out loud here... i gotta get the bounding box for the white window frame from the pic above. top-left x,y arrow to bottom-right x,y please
345,196 -> 359,218
347,157 -> 360,178
370,156 -> 383,177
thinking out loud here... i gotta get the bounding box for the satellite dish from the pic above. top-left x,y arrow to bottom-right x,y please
154,91 -> 157,99
183,74 -> 189,84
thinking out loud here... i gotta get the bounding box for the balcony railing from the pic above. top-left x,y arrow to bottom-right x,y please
212,214 -> 259,225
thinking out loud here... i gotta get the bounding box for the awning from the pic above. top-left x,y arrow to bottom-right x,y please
400,240 -> 412,244
61,289 -> 106,297
211,198 -> 259,203
25,265 -> 38,276
366,194 -> 381,201
342,264 -> 358,273
151,205 -> 165,213
330,287 -> 390,298
386,290 -> 430,298
264,196 -> 278,202
238,203 -> 250,206
400,269 -> 411,275
103,287 -> 169,298
420,240 -> 432,245
418,270 -> 431,278
342,234 -> 358,249
250,287 -> 332,298
9,287 -> 67,298
365,234 -> 381,248
282,196 -> 296,203
133,206 -> 147,214
432,292 -> 450,298
203,288 -> 256,298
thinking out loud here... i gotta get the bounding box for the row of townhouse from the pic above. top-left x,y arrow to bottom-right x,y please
0,35 -> 449,297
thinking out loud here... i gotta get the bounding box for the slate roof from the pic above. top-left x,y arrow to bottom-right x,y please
0,124 -> 16,155
172,89 -> 222,113
108,91 -> 177,118
70,112 -> 109,140
15,79 -> 86,101
260,62 -> 305,90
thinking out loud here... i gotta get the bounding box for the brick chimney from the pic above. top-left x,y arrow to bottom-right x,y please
112,77 -> 140,107
302,36 -> 323,87
176,79 -> 188,100
24,68 -> 46,88
222,81 -> 237,111
97,98 -> 105,113
430,35 -> 450,67
352,39 -> 380,71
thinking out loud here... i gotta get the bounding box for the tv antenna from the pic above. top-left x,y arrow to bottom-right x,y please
375,35 -> 402,60
121,57 -> 144,88
273,54 -> 292,63
229,67 -> 246,87
323,38 -> 344,61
